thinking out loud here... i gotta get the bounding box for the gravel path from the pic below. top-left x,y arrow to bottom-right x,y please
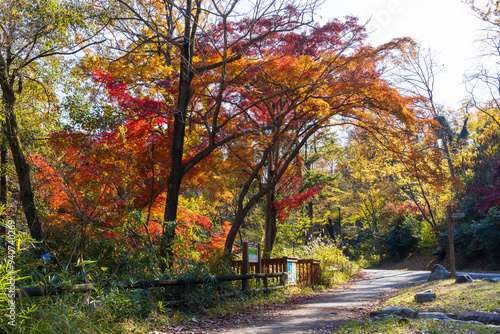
214,269 -> 429,334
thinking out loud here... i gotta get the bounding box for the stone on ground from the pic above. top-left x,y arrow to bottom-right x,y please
428,264 -> 451,281
455,274 -> 473,283
414,289 -> 436,303
370,306 -> 418,319
456,311 -> 500,325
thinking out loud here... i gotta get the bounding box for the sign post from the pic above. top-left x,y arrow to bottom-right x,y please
242,242 -> 249,293
446,206 -> 464,279
285,257 -> 297,285
242,242 -> 261,292
248,243 -> 261,273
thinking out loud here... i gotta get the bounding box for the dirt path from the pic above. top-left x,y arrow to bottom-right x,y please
211,269 -> 429,334
154,269 -> 430,334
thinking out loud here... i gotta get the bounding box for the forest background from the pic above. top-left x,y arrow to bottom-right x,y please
1,0 -> 500,331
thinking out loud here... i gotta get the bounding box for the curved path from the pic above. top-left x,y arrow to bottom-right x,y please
214,269 -> 429,334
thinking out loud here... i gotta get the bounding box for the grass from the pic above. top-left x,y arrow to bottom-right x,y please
338,279 -> 500,333
382,279 -> 500,313
338,317 -> 500,333
2,281 -> 315,333
0,235 -> 358,333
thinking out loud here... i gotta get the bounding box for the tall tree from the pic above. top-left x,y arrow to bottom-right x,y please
0,0 -> 100,240
96,0 -> 324,266
222,33 -> 418,252
392,45 -> 461,183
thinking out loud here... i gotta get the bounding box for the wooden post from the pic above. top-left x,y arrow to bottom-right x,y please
255,243 -> 262,289
263,274 -> 269,295
242,241 -> 249,293
280,272 -> 287,286
256,243 -> 261,274
446,205 -> 456,279
338,207 -> 342,240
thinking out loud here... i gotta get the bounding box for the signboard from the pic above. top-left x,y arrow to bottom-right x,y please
248,245 -> 259,263
287,261 -> 297,284
446,212 -> 465,219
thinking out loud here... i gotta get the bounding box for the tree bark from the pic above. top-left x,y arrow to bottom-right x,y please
263,157 -> 277,259
306,201 -> 314,244
0,136 -> 7,248
2,88 -> 43,241
161,0 -> 196,269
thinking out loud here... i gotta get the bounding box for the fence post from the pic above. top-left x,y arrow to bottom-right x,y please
256,243 -> 261,274
242,241 -> 249,293
263,274 -> 269,294
280,272 -> 287,286
218,282 -> 223,299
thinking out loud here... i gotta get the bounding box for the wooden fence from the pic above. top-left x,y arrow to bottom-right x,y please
19,258 -> 321,301
297,259 -> 320,285
232,257 -> 321,285
18,272 -> 287,303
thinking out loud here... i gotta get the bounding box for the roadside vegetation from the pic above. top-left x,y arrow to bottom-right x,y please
339,317 -> 499,334
383,279 -> 500,313
0,230 -> 355,333
339,278 -> 500,333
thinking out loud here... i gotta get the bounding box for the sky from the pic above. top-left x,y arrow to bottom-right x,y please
320,0 -> 491,109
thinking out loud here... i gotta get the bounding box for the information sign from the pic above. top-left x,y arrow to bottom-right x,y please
287,261 -> 297,284
248,245 -> 259,263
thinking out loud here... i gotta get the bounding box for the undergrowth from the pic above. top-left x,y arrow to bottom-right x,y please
1,226 -> 352,333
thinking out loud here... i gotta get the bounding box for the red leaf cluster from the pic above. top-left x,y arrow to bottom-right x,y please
473,161 -> 500,214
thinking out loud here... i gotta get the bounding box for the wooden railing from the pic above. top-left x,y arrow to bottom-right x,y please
18,272 -> 288,304
232,257 -> 321,286
297,259 -> 320,285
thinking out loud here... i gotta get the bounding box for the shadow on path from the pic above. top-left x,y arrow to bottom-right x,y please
214,269 -> 429,334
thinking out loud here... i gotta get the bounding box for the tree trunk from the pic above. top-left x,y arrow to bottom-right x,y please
161,4 -> 195,268
0,137 -> 7,249
161,110 -> 188,268
2,90 -> 42,241
263,164 -> 277,259
224,208 -> 248,254
305,201 -> 314,244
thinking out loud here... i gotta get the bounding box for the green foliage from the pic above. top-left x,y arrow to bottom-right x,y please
344,228 -> 379,262
275,217 -> 312,255
385,215 -> 421,259
0,223 -> 240,333
273,238 -> 356,287
455,207 -> 500,264
417,220 -> 439,254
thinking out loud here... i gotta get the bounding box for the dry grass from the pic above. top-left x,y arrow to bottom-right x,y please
340,279 -> 500,333
382,279 -> 500,313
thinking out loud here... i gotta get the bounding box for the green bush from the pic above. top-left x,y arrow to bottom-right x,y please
273,237 -> 356,287
385,218 -> 420,259
454,207 -> 500,264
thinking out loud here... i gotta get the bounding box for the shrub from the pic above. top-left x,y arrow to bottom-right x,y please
385,227 -> 420,260
470,208 -> 500,263
273,237 -> 355,287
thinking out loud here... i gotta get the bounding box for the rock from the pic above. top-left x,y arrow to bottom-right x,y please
456,312 -> 500,325
370,307 -> 418,319
446,313 -> 457,319
449,319 -> 484,325
428,264 -> 451,281
414,290 -> 436,303
455,274 -> 473,283
417,312 -> 451,320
